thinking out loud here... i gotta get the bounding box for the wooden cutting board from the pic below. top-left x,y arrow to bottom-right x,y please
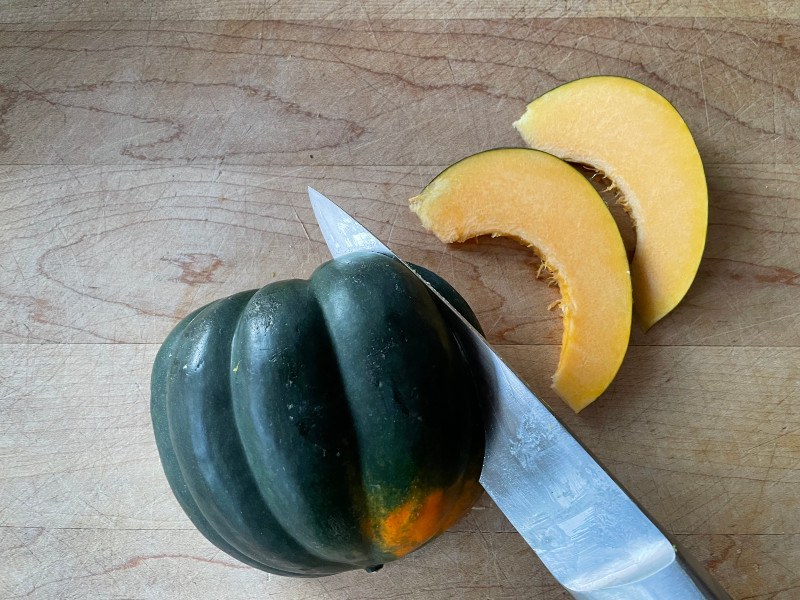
2,2 -> 798,598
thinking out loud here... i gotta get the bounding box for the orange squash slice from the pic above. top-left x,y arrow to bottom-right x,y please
409,148 -> 631,412
514,76 -> 707,330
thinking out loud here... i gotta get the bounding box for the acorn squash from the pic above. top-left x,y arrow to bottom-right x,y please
150,251 -> 485,576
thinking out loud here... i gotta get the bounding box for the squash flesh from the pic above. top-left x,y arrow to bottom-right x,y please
514,76 -> 707,330
410,148 -> 632,412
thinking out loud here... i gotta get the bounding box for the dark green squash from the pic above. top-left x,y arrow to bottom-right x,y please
151,251 -> 486,577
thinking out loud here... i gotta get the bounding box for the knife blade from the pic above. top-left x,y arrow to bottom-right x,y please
307,187 -> 733,600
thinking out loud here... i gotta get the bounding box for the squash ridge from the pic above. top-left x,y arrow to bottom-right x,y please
328,254 -> 481,557
232,278 -> 377,569
307,256 -> 403,565
164,290 -> 348,575
151,300 -> 282,574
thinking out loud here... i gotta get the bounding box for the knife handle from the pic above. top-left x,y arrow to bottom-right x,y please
570,541 -> 734,600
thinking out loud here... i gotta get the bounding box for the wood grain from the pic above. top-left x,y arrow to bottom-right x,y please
3,526 -> 798,599
2,1 -> 800,22
0,19 -> 798,166
1,526 -> 572,600
1,5 -> 799,600
1,163 -> 798,347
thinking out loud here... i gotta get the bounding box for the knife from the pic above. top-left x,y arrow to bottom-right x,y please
307,187 -> 733,600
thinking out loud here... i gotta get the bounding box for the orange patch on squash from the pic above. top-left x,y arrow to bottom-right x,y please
376,489 -> 446,557
367,477 -> 483,558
